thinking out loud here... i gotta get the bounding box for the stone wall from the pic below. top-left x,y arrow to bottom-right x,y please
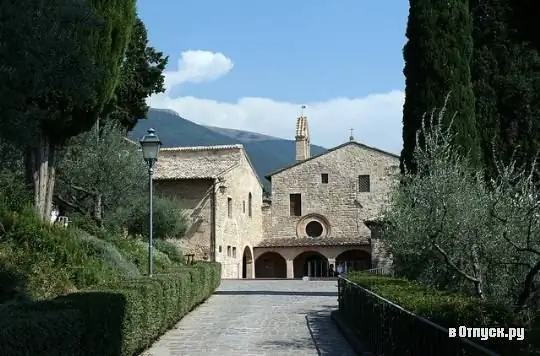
214,149 -> 264,278
262,199 -> 271,240
155,179 -> 213,259
269,142 -> 399,242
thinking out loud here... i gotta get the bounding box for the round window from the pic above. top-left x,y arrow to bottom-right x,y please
305,221 -> 324,238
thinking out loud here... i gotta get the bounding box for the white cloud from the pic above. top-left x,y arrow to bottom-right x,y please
149,50 -> 404,154
164,50 -> 234,88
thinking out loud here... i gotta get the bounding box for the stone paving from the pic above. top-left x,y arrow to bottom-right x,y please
141,279 -> 356,356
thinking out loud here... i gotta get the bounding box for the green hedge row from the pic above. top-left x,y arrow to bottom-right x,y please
0,262 -> 221,356
347,272 -> 516,327
345,272 -> 532,354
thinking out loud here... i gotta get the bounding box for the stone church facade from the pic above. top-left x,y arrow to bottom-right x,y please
153,114 -> 398,279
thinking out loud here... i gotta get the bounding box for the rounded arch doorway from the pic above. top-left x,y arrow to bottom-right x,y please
255,252 -> 286,278
242,246 -> 253,279
335,249 -> 371,273
293,251 -> 330,278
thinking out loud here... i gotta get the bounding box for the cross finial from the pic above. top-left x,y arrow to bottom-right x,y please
349,128 -> 354,141
300,105 -> 306,117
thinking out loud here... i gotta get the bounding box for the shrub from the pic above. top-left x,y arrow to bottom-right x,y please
73,228 -> 140,278
0,207 -> 120,299
154,239 -> 185,264
345,272 -> 530,354
0,263 -> 221,356
0,169 -> 30,215
124,195 -> 188,239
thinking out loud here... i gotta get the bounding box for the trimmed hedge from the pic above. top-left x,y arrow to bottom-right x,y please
0,262 -> 221,356
345,272 -> 532,354
347,272 -> 517,328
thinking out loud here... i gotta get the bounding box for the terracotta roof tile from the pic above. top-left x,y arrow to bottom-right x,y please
154,145 -> 242,180
255,236 -> 370,248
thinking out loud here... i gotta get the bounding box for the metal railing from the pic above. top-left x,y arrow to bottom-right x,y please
337,276 -> 500,356
365,265 -> 393,276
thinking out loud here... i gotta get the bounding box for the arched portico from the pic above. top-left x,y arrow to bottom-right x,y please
293,251 -> 330,278
255,252 -> 287,278
335,249 -> 371,272
242,246 -> 254,278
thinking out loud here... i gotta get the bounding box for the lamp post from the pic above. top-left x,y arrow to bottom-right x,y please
139,128 -> 161,277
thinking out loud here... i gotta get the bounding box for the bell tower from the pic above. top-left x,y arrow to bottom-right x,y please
295,105 -> 310,162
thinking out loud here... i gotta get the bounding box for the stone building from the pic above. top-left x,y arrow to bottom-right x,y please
254,115 -> 399,278
152,114 -> 398,279
153,144 -> 263,279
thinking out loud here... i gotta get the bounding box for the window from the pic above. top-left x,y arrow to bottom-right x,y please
227,246 -> 231,256
227,197 -> 232,217
289,194 -> 302,216
306,221 -> 324,238
232,247 -> 237,258
248,192 -> 252,217
321,173 -> 328,184
243,200 -> 246,214
358,175 -> 371,192
219,245 -> 222,253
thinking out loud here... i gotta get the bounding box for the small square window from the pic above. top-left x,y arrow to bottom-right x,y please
227,246 -> 231,256
232,247 -> 237,258
321,173 -> 328,184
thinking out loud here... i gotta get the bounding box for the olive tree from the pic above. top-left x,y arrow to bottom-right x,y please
382,106 -> 540,320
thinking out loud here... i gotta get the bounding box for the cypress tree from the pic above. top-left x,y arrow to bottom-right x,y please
471,0 -> 540,178
401,0 -> 479,174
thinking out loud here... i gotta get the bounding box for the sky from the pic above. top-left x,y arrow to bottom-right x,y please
138,1 -> 409,154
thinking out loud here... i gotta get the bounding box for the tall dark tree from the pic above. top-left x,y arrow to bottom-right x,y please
105,17 -> 168,132
401,0 -> 479,174
0,0 -> 136,221
470,0 -> 540,179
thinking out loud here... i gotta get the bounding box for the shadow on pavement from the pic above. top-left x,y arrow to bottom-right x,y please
256,305 -> 356,356
213,290 -> 338,297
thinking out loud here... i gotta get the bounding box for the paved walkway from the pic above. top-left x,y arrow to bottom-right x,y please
141,279 -> 356,356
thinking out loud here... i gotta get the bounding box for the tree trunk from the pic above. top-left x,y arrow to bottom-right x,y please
24,132 -> 56,221
93,194 -> 103,227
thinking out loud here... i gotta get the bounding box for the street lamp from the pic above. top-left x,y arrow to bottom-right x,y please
139,128 -> 161,277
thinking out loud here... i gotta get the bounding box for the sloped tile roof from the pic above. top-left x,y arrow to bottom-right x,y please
255,236 -> 370,248
154,145 -> 243,180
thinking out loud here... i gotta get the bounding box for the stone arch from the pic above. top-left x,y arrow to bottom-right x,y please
296,213 -> 331,238
293,251 -> 329,278
255,252 -> 286,278
335,249 -> 371,272
242,246 -> 254,279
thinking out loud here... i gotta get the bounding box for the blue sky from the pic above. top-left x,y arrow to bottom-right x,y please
138,0 -> 408,153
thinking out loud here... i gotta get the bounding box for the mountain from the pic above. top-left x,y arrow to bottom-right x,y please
129,109 -> 327,191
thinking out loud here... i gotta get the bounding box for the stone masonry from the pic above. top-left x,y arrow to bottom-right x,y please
267,142 -> 399,241
153,114 -> 398,279
154,145 -> 264,279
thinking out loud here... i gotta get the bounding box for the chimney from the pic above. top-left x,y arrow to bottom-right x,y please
295,113 -> 310,162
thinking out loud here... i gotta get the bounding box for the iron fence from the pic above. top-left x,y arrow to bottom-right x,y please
365,265 -> 393,276
337,276 -> 500,356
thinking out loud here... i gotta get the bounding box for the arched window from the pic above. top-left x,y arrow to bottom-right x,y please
248,192 -> 252,217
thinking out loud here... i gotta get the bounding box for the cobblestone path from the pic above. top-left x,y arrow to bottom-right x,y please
141,279 -> 356,356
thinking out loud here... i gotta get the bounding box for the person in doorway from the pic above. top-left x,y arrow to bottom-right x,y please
336,263 -> 344,276
328,264 -> 334,277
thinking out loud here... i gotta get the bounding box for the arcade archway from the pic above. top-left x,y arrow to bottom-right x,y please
242,246 -> 253,279
335,249 -> 371,273
255,252 -> 286,278
293,251 -> 330,278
